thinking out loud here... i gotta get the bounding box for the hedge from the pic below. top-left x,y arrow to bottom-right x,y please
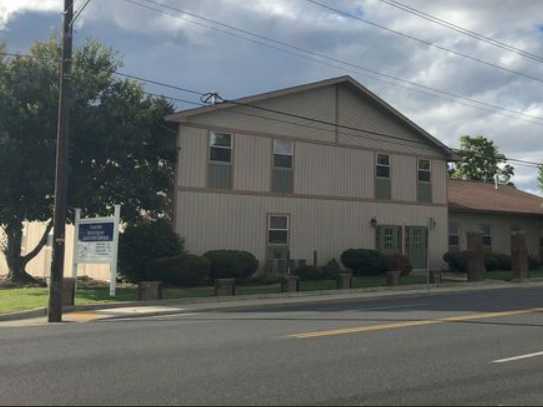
149,254 -> 210,287
340,249 -> 387,276
203,250 -> 259,281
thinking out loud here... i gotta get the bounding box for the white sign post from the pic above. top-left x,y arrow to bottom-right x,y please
72,205 -> 121,297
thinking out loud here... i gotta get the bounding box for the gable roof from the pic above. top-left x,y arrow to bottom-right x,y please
449,179 -> 543,217
166,75 -> 456,159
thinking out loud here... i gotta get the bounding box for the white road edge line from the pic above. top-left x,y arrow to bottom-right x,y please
107,313 -> 199,322
364,303 -> 428,311
492,351 -> 543,364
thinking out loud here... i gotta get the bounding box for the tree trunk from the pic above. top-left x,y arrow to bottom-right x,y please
2,221 -> 52,286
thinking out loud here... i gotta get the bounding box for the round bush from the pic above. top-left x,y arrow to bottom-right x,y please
320,258 -> 343,279
292,265 -> 324,281
484,253 -> 501,272
443,251 -> 468,273
384,254 -> 413,277
150,254 -> 210,287
203,250 -> 259,281
119,220 -> 185,282
340,249 -> 387,276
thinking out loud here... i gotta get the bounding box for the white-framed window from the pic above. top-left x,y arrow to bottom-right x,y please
208,132 -> 233,189
417,159 -> 432,203
376,154 -> 391,179
418,159 -> 431,182
375,153 -> 391,200
480,224 -> 492,250
449,222 -> 460,251
268,214 -> 289,245
209,132 -> 232,163
272,140 -> 294,193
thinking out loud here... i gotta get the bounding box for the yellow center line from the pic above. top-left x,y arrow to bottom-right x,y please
289,308 -> 543,339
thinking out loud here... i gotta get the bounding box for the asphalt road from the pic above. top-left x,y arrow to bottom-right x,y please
2,286 -> 543,405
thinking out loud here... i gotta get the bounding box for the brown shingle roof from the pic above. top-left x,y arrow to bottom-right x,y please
448,179 -> 543,216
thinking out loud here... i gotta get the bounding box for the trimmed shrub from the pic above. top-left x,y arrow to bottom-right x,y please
443,251 -> 469,273
119,219 -> 185,282
203,250 -> 259,281
529,256 -> 541,271
495,254 -> 512,271
150,254 -> 210,287
340,249 -> 387,276
484,253 -> 501,272
249,271 -> 284,285
384,254 -> 413,277
292,265 -> 324,281
320,258 -> 343,279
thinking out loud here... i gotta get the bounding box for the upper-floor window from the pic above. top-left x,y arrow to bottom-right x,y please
375,154 -> 391,200
208,132 -> 233,189
417,159 -> 432,203
449,222 -> 460,251
480,224 -> 492,251
272,140 -> 294,193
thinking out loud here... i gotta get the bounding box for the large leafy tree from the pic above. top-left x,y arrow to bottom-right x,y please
538,166 -> 543,193
0,39 -> 176,284
451,135 -> 514,183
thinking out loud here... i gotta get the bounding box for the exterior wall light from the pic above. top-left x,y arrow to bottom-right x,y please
370,218 -> 378,228
428,217 -> 437,231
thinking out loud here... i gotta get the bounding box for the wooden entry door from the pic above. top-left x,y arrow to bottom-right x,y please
406,226 -> 428,270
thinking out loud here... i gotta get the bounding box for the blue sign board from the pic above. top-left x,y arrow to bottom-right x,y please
79,223 -> 114,242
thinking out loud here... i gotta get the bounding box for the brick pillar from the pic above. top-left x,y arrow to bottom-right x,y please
512,233 -> 528,282
466,233 -> 485,282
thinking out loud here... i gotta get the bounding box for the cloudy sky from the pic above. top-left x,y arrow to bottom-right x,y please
1,0 -> 542,194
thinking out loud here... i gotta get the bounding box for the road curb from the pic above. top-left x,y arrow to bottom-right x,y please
3,279 -> 543,322
0,307 -> 46,322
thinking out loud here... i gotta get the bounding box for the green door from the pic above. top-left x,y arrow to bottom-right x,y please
406,226 -> 428,269
376,226 -> 402,256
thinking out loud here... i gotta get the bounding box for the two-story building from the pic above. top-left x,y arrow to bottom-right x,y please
166,76 -> 456,272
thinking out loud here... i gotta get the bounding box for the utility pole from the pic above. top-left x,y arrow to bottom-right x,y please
48,0 -> 74,323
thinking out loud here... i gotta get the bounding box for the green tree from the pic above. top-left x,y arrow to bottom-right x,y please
539,166 -> 543,193
452,135 -> 514,183
0,39 -> 176,284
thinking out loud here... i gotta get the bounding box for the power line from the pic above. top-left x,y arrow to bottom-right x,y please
122,0 -> 543,128
304,0 -> 543,86
132,75 -> 541,168
376,0 -> 543,65
2,50 -> 540,168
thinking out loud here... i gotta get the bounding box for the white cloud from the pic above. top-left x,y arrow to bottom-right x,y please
2,0 -> 543,193
0,0 -> 59,29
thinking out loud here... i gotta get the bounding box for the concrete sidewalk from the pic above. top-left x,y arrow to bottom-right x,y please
3,279 -> 543,327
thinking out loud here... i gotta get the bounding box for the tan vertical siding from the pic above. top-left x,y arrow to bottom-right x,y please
391,154 -> 417,201
178,126 -> 207,188
294,142 -> 374,198
234,134 -> 271,192
189,86 -> 337,143
176,190 -> 448,270
432,159 -> 448,205
336,84 -> 442,157
449,212 -> 542,256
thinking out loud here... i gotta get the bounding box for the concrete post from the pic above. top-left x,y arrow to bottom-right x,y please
511,233 -> 529,282
214,278 -> 236,296
281,275 -> 300,293
466,233 -> 485,282
137,281 -> 163,301
336,272 -> 353,289
62,278 -> 76,306
385,270 -> 401,286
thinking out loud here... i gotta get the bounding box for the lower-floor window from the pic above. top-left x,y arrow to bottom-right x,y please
449,222 -> 460,251
480,224 -> 492,251
267,214 -> 290,273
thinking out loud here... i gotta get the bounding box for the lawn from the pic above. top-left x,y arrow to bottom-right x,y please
2,269 -> 542,315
